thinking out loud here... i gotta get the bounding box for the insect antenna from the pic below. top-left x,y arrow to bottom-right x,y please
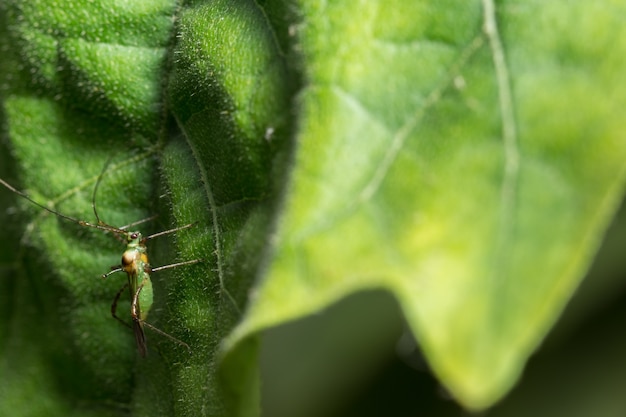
0,178 -> 123,235
91,155 -> 115,227
118,215 -> 159,231
88,156 -> 133,240
0,178 -> 88,225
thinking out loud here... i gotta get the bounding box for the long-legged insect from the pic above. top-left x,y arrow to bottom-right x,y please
0,169 -> 200,357
102,224 -> 200,357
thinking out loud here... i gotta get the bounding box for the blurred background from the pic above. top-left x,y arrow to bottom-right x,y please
260,198 -> 626,417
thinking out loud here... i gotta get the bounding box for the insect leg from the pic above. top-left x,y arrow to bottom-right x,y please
111,282 -> 132,329
151,258 -> 203,273
131,284 -> 192,354
102,265 -> 124,279
126,281 -> 148,357
144,222 -> 196,240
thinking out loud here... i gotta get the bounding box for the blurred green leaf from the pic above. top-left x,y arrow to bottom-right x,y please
1,0 -> 626,416
223,0 -> 626,411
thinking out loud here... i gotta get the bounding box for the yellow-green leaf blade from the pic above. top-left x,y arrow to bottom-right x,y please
227,0 -> 626,410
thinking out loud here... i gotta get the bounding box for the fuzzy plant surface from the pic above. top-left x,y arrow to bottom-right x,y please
1,1 -> 626,416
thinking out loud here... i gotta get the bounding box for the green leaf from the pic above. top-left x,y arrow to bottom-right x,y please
1,0 -> 289,415
0,0 -> 178,415
223,0 -> 626,412
2,0 -> 626,416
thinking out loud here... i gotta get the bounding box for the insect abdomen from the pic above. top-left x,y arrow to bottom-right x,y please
138,276 -> 153,321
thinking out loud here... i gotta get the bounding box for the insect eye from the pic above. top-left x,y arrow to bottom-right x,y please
130,232 -> 138,239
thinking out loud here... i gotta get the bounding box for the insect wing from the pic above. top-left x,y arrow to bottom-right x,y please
129,269 -> 149,357
133,317 -> 147,358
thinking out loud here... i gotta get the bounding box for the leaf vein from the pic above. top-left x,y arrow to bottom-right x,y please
482,0 -> 520,260
359,34 -> 486,203
181,128 -> 242,316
